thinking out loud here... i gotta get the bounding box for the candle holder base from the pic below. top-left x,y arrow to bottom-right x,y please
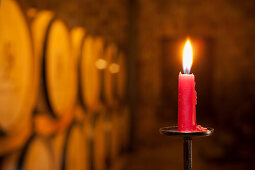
159,126 -> 214,170
159,126 -> 214,137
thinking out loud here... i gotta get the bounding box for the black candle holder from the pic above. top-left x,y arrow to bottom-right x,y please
159,126 -> 214,170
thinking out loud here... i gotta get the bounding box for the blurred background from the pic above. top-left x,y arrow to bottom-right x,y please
1,0 -> 255,170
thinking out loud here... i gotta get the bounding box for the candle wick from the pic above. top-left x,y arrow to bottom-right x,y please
184,68 -> 190,74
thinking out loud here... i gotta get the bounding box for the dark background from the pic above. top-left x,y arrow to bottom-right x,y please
14,0 -> 255,169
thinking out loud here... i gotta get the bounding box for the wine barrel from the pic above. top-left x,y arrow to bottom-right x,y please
110,112 -> 122,161
116,52 -> 127,104
120,106 -> 131,151
20,136 -> 54,170
92,113 -> 107,170
80,36 -> 105,112
0,0 -> 35,133
71,27 -> 86,64
1,136 -> 54,170
0,0 -> 36,155
104,43 -> 119,108
70,27 -> 87,116
62,123 -> 88,170
32,11 -> 77,117
50,108 -> 76,170
50,129 -> 67,170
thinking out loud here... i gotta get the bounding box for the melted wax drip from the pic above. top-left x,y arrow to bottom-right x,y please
196,125 -> 208,131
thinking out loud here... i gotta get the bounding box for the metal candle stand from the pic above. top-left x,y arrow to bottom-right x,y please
159,126 -> 214,170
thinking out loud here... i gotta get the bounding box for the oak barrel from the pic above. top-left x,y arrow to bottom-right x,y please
1,136 -> 54,170
110,111 -> 122,161
92,113 -> 107,170
80,36 -> 105,112
104,43 -> 118,107
20,136 -> 54,170
50,110 -> 76,170
50,129 -> 67,170
71,27 -> 86,64
32,11 -> 77,117
62,123 -> 88,170
0,0 -> 35,134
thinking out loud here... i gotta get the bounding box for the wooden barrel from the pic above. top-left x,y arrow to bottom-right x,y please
110,111 -> 122,161
62,123 -> 88,170
32,11 -> 77,117
92,113 -> 107,170
120,106 -> 131,151
80,36 -> 105,112
116,52 -> 127,104
1,136 -> 54,170
20,136 -> 54,170
50,107 -> 77,170
104,43 -> 118,108
71,27 -> 86,64
0,0 -> 35,134
50,129 -> 67,170
0,0 -> 36,155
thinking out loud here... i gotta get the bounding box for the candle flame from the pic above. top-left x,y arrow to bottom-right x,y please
182,39 -> 193,74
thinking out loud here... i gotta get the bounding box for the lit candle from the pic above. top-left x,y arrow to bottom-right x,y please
178,39 -> 197,131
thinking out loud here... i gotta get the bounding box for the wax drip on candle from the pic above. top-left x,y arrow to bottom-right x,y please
183,40 -> 193,74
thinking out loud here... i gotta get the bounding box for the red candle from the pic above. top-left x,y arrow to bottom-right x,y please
178,40 -> 197,131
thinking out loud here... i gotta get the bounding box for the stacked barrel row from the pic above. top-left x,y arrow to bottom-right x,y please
0,0 -> 130,170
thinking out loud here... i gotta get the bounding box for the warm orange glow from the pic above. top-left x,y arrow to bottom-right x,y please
95,59 -> 107,69
109,63 -> 120,73
182,39 -> 193,74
